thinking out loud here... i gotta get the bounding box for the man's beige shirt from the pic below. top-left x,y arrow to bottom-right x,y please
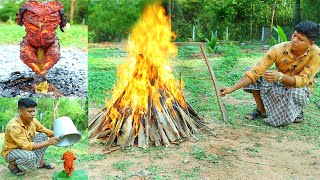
246,42 -> 320,92
1,116 -> 53,160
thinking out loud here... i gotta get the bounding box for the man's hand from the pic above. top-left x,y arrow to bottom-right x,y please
32,137 -> 60,150
264,70 -> 281,83
220,87 -> 232,96
48,131 -> 54,138
47,137 -> 60,145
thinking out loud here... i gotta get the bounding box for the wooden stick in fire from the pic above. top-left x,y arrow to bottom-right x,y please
199,43 -> 228,122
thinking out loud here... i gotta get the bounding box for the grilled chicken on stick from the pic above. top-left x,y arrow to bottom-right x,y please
16,0 -> 67,93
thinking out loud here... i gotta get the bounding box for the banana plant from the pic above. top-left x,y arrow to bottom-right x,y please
270,25 -> 287,46
205,31 -> 218,53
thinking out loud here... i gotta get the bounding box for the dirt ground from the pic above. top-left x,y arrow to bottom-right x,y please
0,164 -> 65,179
87,120 -> 320,179
0,163 -> 90,180
0,115 -> 319,179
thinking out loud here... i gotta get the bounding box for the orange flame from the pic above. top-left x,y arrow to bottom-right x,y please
106,4 -> 186,135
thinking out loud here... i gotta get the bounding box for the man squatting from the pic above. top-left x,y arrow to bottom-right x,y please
220,21 -> 320,126
2,98 -> 59,176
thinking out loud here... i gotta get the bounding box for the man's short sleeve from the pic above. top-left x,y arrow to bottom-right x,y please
293,53 -> 320,87
245,46 -> 277,83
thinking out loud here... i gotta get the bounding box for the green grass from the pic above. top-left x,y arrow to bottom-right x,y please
190,145 -> 222,163
0,23 -> 88,50
44,130 -> 89,164
176,167 -> 202,180
254,142 -> 262,147
176,45 -> 201,59
100,176 -> 123,180
119,146 -> 172,160
88,47 -> 125,106
244,147 -> 259,153
0,134 -> 5,166
88,43 -> 320,144
146,164 -> 165,175
112,160 -> 133,172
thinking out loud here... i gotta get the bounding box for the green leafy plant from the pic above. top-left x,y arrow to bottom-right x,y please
53,170 -> 88,180
238,35 -> 245,45
269,36 -> 277,46
244,147 -> 260,153
216,44 -> 240,75
6,18 -> 15,25
112,160 -> 133,172
205,31 -> 218,53
190,146 -> 222,163
270,25 -> 287,46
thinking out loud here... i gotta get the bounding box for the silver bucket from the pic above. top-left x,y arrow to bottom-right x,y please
54,116 -> 82,147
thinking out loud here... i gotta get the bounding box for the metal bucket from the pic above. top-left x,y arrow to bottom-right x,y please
54,116 -> 82,147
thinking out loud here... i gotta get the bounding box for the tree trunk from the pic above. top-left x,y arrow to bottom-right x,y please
270,0 -> 277,33
294,0 -> 301,25
53,98 -> 60,120
168,0 -> 172,26
70,0 -> 77,24
250,1 -> 253,39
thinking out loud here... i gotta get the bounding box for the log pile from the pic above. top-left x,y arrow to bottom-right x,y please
89,88 -> 212,148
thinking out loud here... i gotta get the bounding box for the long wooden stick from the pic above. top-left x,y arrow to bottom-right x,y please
199,43 -> 228,121
53,98 -> 60,120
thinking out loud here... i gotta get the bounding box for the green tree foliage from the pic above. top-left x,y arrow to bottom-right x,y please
60,0 -> 88,24
56,98 -> 88,131
172,0 -> 296,42
301,0 -> 320,23
171,0 -> 206,41
0,0 -> 87,24
0,98 -> 87,133
88,0 -> 147,42
88,0 -> 320,42
301,0 -> 320,45
0,1 -> 20,22
0,98 -> 17,132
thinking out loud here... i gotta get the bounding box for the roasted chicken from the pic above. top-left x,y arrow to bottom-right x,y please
16,0 -> 67,75
62,150 -> 77,177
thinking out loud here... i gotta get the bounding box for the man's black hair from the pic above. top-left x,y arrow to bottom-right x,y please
18,98 -> 37,109
295,21 -> 320,41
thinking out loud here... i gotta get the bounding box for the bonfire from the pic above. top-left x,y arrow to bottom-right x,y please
89,4 -> 211,148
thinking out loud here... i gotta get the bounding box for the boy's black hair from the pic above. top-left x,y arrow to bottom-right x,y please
18,98 -> 37,109
295,21 -> 320,41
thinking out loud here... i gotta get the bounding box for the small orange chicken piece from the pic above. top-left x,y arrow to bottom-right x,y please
61,151 -> 77,177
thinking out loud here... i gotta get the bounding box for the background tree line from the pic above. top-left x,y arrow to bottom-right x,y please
0,0 -> 88,24
0,98 -> 88,133
88,0 -> 320,43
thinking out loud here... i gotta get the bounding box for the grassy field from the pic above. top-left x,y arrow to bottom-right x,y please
0,23 -> 88,50
87,42 -> 320,179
